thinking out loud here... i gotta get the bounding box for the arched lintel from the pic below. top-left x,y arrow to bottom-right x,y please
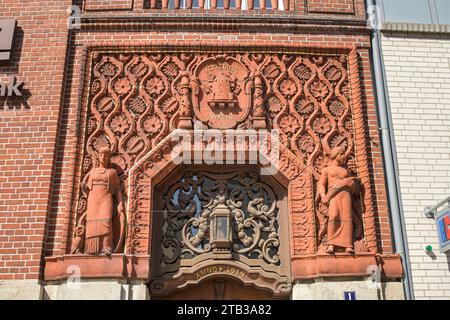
149,260 -> 291,299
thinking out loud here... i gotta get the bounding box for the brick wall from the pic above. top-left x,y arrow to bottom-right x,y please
381,32 -> 450,299
0,0 -> 71,280
84,0 -> 134,11
307,0 -> 355,14
0,0 -> 396,285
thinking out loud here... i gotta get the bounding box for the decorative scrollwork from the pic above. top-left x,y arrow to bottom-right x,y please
160,171 -> 280,266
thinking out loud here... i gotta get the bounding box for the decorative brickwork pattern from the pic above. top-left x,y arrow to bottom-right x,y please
307,0 -> 355,14
68,49 -> 377,260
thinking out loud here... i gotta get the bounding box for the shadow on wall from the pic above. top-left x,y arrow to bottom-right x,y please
0,26 -> 31,110
426,250 -> 437,261
0,26 -> 24,75
0,87 -> 32,110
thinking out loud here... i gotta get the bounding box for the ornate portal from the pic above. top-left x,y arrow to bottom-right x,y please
151,166 -> 291,297
43,47 -> 406,296
74,49 -> 377,257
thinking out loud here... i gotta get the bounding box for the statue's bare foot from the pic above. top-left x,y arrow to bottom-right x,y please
102,248 -> 112,256
326,245 -> 334,254
345,247 -> 355,254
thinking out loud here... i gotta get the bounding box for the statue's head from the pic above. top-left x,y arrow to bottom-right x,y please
329,145 -> 346,164
97,146 -> 112,167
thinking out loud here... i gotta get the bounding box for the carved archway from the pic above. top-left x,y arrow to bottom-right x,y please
125,130 -> 313,297
149,165 -> 291,298
127,131 -> 313,257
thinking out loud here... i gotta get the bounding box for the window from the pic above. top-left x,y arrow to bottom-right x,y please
383,0 -> 432,24
380,0 -> 450,25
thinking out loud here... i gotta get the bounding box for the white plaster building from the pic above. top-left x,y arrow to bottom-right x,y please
375,0 -> 450,300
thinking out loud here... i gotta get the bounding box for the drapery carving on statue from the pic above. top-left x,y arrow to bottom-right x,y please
71,147 -> 126,255
315,145 -> 365,254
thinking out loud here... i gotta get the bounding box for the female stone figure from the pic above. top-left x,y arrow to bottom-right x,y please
317,145 -> 360,254
84,146 -> 125,255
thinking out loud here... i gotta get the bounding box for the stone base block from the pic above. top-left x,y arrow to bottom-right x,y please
43,280 -> 149,300
0,280 -> 44,300
292,278 -> 405,300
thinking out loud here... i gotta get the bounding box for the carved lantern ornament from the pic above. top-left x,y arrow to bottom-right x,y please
209,199 -> 233,251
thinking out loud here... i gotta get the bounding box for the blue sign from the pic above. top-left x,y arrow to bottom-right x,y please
436,209 -> 450,253
344,291 -> 356,300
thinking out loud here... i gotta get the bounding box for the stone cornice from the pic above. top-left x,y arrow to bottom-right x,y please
382,22 -> 450,35
78,14 -> 370,34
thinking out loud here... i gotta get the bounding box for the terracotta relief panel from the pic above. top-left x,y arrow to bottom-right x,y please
51,47 -> 398,284
307,0 -> 355,15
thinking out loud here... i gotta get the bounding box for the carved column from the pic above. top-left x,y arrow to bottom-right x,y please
252,72 -> 267,129
177,72 -> 193,129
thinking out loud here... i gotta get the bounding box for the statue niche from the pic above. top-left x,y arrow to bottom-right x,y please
71,147 -> 126,255
317,145 -> 363,254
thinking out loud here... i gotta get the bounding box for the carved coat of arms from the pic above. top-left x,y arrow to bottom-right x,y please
191,55 -> 253,129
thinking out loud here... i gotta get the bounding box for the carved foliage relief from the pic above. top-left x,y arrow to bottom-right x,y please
74,50 -> 376,257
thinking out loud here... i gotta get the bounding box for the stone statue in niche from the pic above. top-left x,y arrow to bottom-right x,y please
71,147 -> 126,255
317,145 -> 361,254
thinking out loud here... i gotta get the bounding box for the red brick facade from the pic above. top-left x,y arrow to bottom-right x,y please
0,0 -> 72,280
0,0 -> 401,290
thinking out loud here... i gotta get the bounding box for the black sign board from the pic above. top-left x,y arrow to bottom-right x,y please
0,19 -> 17,61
